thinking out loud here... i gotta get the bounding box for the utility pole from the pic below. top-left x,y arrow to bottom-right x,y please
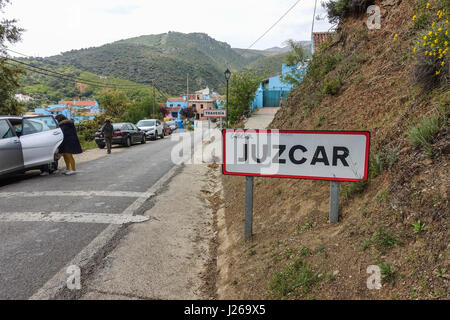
152,80 -> 156,117
186,74 -> 190,123
311,0 -> 318,55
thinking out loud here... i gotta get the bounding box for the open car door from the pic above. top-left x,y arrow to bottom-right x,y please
0,119 -> 24,175
19,116 -> 63,168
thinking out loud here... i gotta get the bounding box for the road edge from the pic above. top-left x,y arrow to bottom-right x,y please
29,165 -> 182,300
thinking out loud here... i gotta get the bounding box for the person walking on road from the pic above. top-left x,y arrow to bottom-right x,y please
55,115 -> 82,175
101,118 -> 114,154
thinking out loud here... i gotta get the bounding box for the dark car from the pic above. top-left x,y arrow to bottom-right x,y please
163,123 -> 172,136
95,123 -> 146,149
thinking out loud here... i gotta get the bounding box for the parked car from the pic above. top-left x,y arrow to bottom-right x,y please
163,122 -> 172,136
95,122 -> 146,149
0,115 -> 63,176
165,121 -> 178,132
136,119 -> 164,140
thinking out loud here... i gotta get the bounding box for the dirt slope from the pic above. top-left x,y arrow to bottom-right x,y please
219,0 -> 449,300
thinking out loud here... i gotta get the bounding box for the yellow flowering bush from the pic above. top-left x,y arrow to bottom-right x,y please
410,0 -> 449,89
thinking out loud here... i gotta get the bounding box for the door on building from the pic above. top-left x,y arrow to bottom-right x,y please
263,90 -> 281,107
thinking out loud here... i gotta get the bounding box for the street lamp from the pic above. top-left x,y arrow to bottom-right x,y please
224,68 -> 231,128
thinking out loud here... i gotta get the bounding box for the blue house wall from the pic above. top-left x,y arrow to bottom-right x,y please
251,63 -> 308,110
34,101 -> 101,124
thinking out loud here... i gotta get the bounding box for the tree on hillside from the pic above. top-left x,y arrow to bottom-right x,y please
281,39 -> 308,88
97,89 -> 129,121
0,0 -> 25,115
228,69 -> 262,125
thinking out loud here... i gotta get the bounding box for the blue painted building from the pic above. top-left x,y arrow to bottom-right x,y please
165,87 -> 224,120
34,100 -> 102,124
251,63 -> 308,110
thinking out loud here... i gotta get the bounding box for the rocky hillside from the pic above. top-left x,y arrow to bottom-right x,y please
219,0 -> 449,300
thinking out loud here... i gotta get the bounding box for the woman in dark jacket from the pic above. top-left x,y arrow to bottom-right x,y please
55,115 -> 82,175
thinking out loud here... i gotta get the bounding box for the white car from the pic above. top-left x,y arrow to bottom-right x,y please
136,119 -> 164,140
0,115 -> 63,176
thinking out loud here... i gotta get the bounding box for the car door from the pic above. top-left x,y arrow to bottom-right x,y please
0,119 -> 24,175
130,124 -> 141,142
156,121 -> 162,136
20,116 -> 63,168
124,124 -> 135,143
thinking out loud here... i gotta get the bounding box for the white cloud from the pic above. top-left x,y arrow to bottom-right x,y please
4,0 -> 332,57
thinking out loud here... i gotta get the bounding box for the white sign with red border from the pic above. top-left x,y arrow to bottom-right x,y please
204,109 -> 227,118
222,129 -> 370,182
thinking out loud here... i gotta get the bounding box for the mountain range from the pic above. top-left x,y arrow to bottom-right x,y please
18,32 -> 311,100
45,32 -> 311,94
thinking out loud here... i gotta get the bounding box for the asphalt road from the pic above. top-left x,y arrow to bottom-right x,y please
0,134 -> 183,300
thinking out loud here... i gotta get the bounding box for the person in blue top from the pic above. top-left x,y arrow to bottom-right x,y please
55,115 -> 82,175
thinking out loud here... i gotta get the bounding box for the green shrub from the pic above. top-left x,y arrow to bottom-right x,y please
412,220 -> 427,234
269,258 -> 321,298
342,180 -> 368,199
316,115 -> 325,127
323,0 -> 375,24
373,227 -> 403,250
380,263 -> 397,285
75,116 -> 106,141
321,75 -> 342,95
413,12 -> 431,30
307,53 -> 343,82
407,115 -> 441,156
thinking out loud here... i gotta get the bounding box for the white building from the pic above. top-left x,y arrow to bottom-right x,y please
15,94 -> 33,102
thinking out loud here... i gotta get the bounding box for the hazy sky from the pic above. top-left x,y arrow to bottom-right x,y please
3,0 -> 333,57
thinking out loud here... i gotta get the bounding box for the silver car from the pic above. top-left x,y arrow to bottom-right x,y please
136,119 -> 164,140
0,115 -> 63,176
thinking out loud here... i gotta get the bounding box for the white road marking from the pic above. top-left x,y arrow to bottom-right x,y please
0,212 -> 149,225
0,191 -> 151,198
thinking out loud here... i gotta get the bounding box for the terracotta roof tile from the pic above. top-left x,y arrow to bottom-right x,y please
59,101 -> 97,106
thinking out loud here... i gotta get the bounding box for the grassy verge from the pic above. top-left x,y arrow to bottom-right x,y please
79,138 -> 98,151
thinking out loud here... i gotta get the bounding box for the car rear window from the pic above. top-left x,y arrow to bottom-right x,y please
113,124 -> 125,130
137,121 -> 155,127
22,117 -> 58,135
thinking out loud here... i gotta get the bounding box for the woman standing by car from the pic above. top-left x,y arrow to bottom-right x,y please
55,115 -> 82,175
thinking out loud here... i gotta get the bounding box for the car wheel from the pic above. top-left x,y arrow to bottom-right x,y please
141,135 -> 146,144
125,137 -> 132,147
98,144 -> 105,149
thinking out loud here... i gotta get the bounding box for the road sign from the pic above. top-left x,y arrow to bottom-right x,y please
222,129 -> 371,235
223,129 -> 370,182
204,109 -> 227,118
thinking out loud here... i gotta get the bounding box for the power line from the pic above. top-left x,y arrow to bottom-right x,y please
3,60 -> 119,89
247,0 -> 302,49
4,49 -> 156,89
4,57 -> 130,89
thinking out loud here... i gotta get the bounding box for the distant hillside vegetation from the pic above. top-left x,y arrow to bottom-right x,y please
16,59 -> 163,110
44,32 -> 282,95
248,43 -> 312,78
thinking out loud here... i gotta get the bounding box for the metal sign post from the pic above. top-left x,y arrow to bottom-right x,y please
245,176 -> 254,240
329,181 -> 340,224
222,129 -> 370,240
